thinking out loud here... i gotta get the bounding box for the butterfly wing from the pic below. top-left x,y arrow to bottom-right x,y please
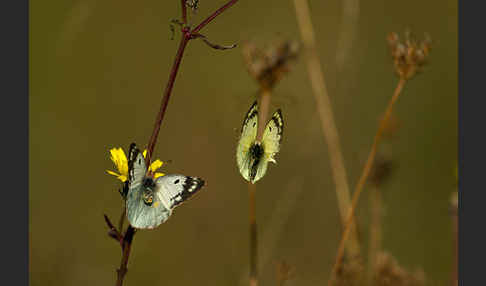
251,109 -> 284,182
155,174 -> 205,210
126,143 -> 171,229
236,101 -> 259,181
127,143 -> 146,190
126,182 -> 172,229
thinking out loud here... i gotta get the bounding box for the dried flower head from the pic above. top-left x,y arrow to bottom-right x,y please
387,31 -> 431,80
243,39 -> 299,90
369,152 -> 396,188
374,252 -> 426,286
276,260 -> 295,285
334,256 -> 364,286
185,0 -> 200,12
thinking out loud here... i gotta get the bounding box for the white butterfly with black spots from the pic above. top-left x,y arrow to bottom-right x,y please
125,143 -> 205,229
236,100 -> 284,184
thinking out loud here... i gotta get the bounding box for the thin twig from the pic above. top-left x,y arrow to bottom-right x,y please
116,227 -> 136,286
181,0 -> 187,24
248,182 -> 258,286
256,88 -> 272,141
292,0 -> 361,258
248,87 -> 272,286
191,0 -> 239,34
327,78 -> 407,286
367,186 -> 382,284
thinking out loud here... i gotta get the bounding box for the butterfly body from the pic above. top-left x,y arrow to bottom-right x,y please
125,143 -> 205,229
236,101 -> 284,183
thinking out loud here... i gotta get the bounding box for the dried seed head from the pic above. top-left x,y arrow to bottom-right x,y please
185,0 -> 200,12
374,252 -> 426,286
369,152 -> 396,188
387,31 -> 432,80
334,257 -> 364,286
243,39 -> 300,90
275,260 -> 295,284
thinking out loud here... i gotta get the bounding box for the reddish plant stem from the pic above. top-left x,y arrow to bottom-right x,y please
145,34 -> 190,166
145,0 -> 239,166
116,227 -> 136,286
192,0 -> 239,34
181,0 -> 187,24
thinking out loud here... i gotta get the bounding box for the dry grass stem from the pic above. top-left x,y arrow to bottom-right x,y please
248,182 -> 258,286
257,88 -> 272,141
367,186 -> 383,284
327,77 -> 406,286
292,0 -> 360,258
335,0 -> 360,72
329,30 -> 432,285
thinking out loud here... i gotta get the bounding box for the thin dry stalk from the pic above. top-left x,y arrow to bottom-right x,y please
248,182 -> 258,286
249,87 -> 273,286
335,0 -> 360,72
327,77 -> 407,286
367,186 -> 383,284
257,88 -> 272,141
292,0 -> 360,258
239,177 -> 303,286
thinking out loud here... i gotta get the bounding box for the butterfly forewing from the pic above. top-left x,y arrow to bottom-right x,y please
127,144 -> 146,189
236,100 -> 259,181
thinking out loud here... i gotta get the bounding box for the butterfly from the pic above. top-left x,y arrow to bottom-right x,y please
236,100 -> 284,184
125,143 -> 205,229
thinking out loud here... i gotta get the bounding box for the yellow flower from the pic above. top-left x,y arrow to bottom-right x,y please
106,147 -> 165,182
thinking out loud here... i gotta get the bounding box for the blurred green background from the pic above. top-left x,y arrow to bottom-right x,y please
30,0 -> 457,285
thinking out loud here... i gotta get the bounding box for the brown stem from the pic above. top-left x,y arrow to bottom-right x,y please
145,0 -> 239,166
118,202 -> 126,233
327,78 -> 406,286
181,0 -> 187,24
145,34 -> 190,166
256,88 -> 271,141
191,0 -> 239,34
116,226 -> 136,286
292,0 -> 360,258
248,182 -> 258,286
367,186 -> 382,284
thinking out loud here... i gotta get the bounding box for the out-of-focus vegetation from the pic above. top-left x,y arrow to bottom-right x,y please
30,0 -> 457,285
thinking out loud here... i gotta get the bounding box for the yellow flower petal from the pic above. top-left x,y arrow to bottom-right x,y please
109,147 -> 129,178
154,172 -> 165,179
143,149 -> 147,158
107,146 -> 164,183
149,160 -> 164,172
106,170 -> 128,182
106,170 -> 120,177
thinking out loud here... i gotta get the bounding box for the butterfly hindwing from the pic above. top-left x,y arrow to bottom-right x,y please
126,180 -> 171,229
155,174 -> 205,209
262,109 -> 284,161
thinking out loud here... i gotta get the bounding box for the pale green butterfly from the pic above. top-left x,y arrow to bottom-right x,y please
236,100 -> 284,184
125,143 -> 205,229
